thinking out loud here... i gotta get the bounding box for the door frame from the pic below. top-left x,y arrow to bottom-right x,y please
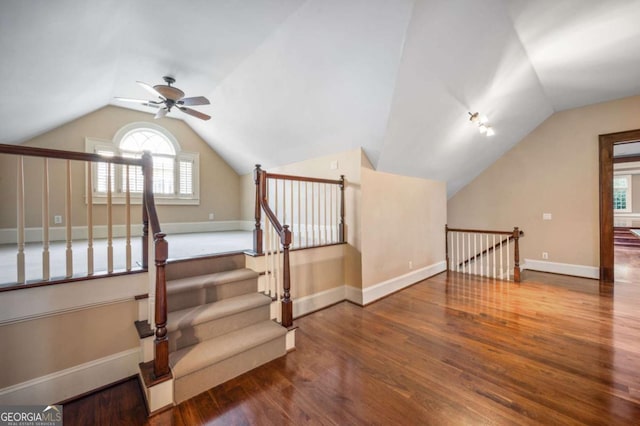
599,128 -> 640,282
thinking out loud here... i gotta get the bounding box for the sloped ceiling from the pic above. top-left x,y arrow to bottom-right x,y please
1,0 -> 640,196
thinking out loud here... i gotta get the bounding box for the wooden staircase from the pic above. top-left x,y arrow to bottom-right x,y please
141,253 -> 288,406
614,227 -> 640,248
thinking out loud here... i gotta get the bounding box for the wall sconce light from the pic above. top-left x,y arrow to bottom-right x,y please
469,112 -> 495,136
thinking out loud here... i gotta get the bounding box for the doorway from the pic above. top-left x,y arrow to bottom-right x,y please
599,129 -> 640,282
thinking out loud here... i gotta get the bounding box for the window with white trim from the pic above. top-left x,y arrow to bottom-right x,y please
613,174 -> 632,213
86,123 -> 199,205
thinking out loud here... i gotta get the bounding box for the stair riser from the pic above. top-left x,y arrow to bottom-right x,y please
168,278 -> 257,312
173,335 -> 286,404
168,305 -> 271,352
165,253 -> 246,281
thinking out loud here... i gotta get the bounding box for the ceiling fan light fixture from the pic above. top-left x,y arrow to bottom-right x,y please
468,111 -> 494,137
153,85 -> 185,101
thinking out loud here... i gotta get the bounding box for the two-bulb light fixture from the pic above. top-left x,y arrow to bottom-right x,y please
468,112 -> 495,137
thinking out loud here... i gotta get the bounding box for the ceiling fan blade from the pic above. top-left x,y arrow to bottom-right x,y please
137,81 -> 165,100
114,97 -> 150,103
179,106 -> 211,121
114,97 -> 161,107
155,108 -> 168,119
178,96 -> 210,106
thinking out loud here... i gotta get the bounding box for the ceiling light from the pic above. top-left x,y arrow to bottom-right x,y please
468,111 -> 495,137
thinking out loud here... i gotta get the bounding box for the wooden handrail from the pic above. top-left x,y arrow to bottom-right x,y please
264,172 -> 342,185
0,143 -> 142,166
445,226 -> 514,236
446,225 -> 522,282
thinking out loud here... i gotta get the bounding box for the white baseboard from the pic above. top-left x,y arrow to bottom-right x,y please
522,259 -> 599,279
0,348 -> 139,405
293,286 -> 346,318
0,221 -> 253,244
361,261 -> 446,305
345,285 -> 363,305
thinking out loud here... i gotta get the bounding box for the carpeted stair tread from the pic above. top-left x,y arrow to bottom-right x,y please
167,268 -> 258,295
169,320 -> 286,378
166,293 -> 271,333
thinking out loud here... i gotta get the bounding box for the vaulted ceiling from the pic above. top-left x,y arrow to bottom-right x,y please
2,0 -> 640,196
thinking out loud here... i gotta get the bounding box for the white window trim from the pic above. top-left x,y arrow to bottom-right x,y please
85,125 -> 200,206
613,173 -> 632,213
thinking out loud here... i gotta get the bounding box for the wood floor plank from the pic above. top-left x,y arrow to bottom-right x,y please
63,268 -> 640,425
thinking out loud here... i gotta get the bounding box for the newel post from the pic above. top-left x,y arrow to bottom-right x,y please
339,175 -> 345,243
281,225 -> 293,327
253,165 -> 263,255
153,233 -> 169,378
445,224 -> 449,274
513,227 -> 521,282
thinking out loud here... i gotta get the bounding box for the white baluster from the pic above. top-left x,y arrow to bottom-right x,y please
474,233 -> 477,276
125,164 -> 132,271
298,181 -> 302,248
42,158 -> 50,280
456,232 -> 460,272
479,233 -> 483,277
87,162 -> 94,275
492,234 -> 496,279
107,160 -> 113,274
506,236 -> 510,281
499,237 -> 503,280
16,156 -> 25,284
290,180 -> 294,247
65,160 -> 73,278
305,182 -> 309,247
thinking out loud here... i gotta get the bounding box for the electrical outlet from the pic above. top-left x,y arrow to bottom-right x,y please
54,215 -> 62,224
330,160 -> 338,170
542,252 -> 549,260
208,213 -> 215,220
409,261 -> 413,269
543,213 -> 552,220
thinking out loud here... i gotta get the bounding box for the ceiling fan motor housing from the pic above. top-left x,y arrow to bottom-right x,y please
154,85 -> 185,102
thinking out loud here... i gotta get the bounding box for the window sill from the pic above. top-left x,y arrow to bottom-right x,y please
86,196 -> 200,206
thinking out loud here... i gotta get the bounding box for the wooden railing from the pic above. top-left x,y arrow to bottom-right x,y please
0,144 -> 170,379
253,165 -> 345,327
445,225 -> 522,282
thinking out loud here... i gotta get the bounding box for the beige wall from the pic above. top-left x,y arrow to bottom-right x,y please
448,95 -> 640,268
0,300 -> 138,388
0,105 -> 241,229
361,168 -> 446,287
241,148 -> 365,288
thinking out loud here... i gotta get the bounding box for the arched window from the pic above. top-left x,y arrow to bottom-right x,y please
86,123 -> 199,204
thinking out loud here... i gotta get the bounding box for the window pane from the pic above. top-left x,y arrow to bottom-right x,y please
153,157 -> 174,194
614,189 -> 627,210
613,176 -> 629,189
96,150 -> 115,193
120,130 -> 175,155
121,153 -> 143,193
179,160 -> 193,195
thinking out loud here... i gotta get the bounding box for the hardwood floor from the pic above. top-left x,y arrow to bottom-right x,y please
615,245 -> 640,283
63,271 -> 640,425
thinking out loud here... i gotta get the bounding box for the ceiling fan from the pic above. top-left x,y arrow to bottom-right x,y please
115,76 -> 211,121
